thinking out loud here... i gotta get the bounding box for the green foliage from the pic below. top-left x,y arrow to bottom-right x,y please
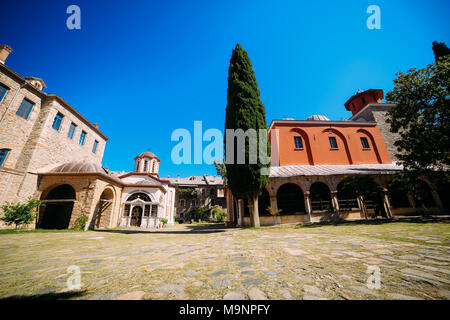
340,176 -> 383,202
212,207 -> 227,222
389,172 -> 432,209
195,207 -> 210,221
214,159 -> 227,186
385,55 -> 450,175
0,197 -> 44,229
178,188 -> 197,198
160,218 -> 168,225
224,43 -> 270,200
74,215 -> 88,230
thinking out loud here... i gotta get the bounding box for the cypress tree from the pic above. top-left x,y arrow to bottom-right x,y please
224,44 -> 270,227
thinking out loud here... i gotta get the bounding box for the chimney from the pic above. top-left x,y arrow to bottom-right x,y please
0,45 -> 13,64
93,123 -> 99,129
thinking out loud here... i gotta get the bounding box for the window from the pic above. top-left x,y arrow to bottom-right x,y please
144,205 -> 150,217
151,161 -> 156,173
202,189 -> 206,196
136,161 -> 140,172
180,200 -> 185,207
0,83 -> 8,102
361,97 -> 366,106
68,122 -> 77,139
79,131 -> 87,146
92,140 -> 99,154
191,200 -> 196,206
361,137 -> 370,149
52,112 -> 64,131
143,160 -> 148,172
16,99 -> 34,120
294,136 -> 303,149
329,137 -> 338,149
200,200 -> 205,206
0,149 -> 10,167
124,204 -> 130,216
151,205 -> 157,217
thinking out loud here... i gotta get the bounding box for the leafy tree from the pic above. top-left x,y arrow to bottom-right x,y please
385,54 -> 449,180
0,197 -> 44,229
224,43 -> 270,227
74,214 -> 88,230
212,208 -> 227,222
195,207 -> 210,222
214,159 -> 227,186
432,41 -> 450,61
339,176 -> 385,219
389,172 -> 433,210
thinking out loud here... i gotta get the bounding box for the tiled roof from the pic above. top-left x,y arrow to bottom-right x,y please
270,163 -> 403,178
169,175 -> 224,186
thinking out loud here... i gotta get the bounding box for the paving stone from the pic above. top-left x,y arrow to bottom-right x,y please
437,289 -> 450,299
211,278 -> 232,289
242,278 -> 263,286
283,248 -> 307,256
248,287 -> 267,300
280,289 -> 293,299
116,291 -> 146,300
264,272 -> 280,277
237,262 -> 253,267
154,284 -> 185,297
400,268 -> 450,284
398,255 -> 420,261
209,270 -> 228,277
303,285 -> 322,296
223,292 -> 246,300
242,270 -> 255,275
89,292 -> 119,300
349,286 -> 380,297
184,270 -> 198,275
386,293 -> 423,300
374,249 -> 394,255
302,295 -> 328,300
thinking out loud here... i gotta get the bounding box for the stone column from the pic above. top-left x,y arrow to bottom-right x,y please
270,196 -> 278,211
407,194 -> 416,208
331,191 -> 339,212
237,199 -> 244,227
382,188 -> 392,218
128,205 -> 133,227
304,191 -> 312,222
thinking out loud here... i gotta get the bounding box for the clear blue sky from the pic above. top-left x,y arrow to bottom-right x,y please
1,0 -> 449,177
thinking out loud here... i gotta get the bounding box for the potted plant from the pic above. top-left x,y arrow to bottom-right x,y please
160,218 -> 168,228
267,206 -> 282,225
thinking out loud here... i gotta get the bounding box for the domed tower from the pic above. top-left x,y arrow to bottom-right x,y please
344,89 -> 383,116
134,151 -> 160,176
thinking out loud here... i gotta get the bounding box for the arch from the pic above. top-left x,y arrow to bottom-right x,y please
290,128 -> 314,164
126,192 -> 152,202
258,188 -> 271,216
386,180 -> 411,208
310,182 -> 332,212
276,183 -> 305,214
414,179 -> 436,208
337,180 -> 358,211
436,179 -> 450,212
356,129 -> 382,163
94,187 -> 115,229
321,128 -> 353,164
130,206 -> 143,226
38,184 -> 76,229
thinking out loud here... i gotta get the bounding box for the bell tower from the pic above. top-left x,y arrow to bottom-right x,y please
134,151 -> 160,176
344,89 -> 384,116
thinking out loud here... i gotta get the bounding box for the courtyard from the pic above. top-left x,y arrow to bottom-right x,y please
0,219 -> 449,300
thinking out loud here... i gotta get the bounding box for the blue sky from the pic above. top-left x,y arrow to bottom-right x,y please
1,0 -> 449,177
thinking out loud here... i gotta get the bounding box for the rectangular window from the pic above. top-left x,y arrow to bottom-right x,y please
16,99 -> 34,120
92,140 -> 99,154
0,149 -> 10,167
68,122 -> 77,139
79,131 -> 87,146
180,200 -> 185,207
144,205 -> 150,217
124,204 -> 130,217
143,160 -> 148,171
191,200 -> 196,206
52,112 -> 64,131
329,137 -> 338,149
361,137 -> 370,149
151,205 -> 157,217
294,136 -> 303,149
0,83 -> 8,102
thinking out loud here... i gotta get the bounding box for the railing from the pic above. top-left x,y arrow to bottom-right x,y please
338,199 -> 358,211
311,200 -> 332,212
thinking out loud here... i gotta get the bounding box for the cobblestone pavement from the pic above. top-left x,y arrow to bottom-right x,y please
0,220 -> 449,300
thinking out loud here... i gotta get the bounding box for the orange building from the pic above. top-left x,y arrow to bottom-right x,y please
228,89 -> 447,227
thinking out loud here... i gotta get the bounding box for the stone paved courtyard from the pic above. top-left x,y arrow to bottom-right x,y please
0,219 -> 449,300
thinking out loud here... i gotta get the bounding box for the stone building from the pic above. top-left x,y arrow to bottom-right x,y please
0,45 -> 175,229
169,175 -> 226,222
226,89 -> 449,227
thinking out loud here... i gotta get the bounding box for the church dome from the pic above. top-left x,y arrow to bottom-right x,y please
306,114 -> 331,121
49,161 -> 106,174
139,151 -> 157,158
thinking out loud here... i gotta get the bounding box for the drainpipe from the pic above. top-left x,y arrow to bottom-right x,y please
0,81 -> 27,124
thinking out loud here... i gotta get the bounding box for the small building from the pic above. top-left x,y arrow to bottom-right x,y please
169,175 -> 226,222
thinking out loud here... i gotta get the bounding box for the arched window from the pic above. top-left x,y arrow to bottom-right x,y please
0,149 -> 10,167
143,160 -> 148,172
127,193 -> 151,202
151,160 -> 156,173
337,180 -> 358,211
310,182 -> 332,212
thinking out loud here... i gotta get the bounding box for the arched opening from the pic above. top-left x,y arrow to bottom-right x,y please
337,180 -> 358,211
39,184 -> 76,229
310,182 -> 332,212
276,183 -> 305,214
258,189 -> 271,216
130,206 -> 143,226
414,180 -> 436,208
387,180 -> 411,208
94,188 -> 114,229
436,179 -> 450,212
127,192 -> 151,202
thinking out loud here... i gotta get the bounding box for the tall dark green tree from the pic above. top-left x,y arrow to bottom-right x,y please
225,44 -> 270,227
432,41 -> 450,61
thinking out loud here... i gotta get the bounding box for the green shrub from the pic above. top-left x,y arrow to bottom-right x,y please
160,218 -> 168,225
74,215 -> 88,230
195,207 -> 210,221
213,208 -> 227,222
0,197 -> 44,229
